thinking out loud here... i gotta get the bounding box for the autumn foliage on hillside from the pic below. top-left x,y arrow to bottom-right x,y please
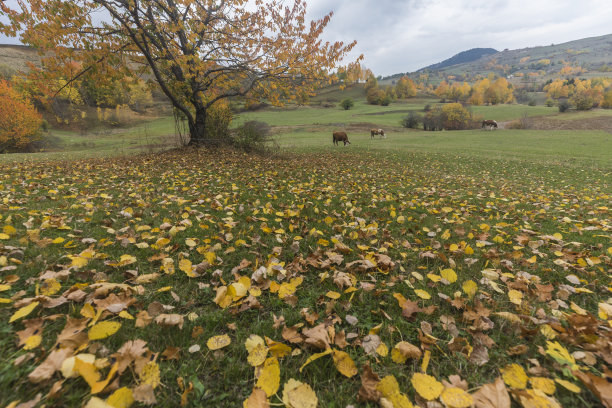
0,80 -> 43,150
435,77 -> 514,105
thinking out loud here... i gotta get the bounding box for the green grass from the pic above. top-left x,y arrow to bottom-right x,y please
0,101 -> 611,407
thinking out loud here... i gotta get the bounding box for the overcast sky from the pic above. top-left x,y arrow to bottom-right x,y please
2,0 -> 612,76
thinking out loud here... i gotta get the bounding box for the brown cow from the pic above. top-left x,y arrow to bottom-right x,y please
482,120 -> 498,130
333,131 -> 350,146
370,128 -> 385,138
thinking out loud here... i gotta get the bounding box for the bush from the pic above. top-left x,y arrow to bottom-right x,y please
205,100 -> 233,142
528,99 -> 537,106
0,80 -> 43,152
380,95 -> 391,106
602,90 -> 612,109
401,112 -> 421,129
339,98 -> 354,110
424,104 -> 432,112
545,98 -> 555,107
440,103 -> 473,130
231,121 -> 273,153
558,100 -> 571,112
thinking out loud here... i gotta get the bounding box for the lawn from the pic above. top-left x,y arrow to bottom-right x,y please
0,111 -> 610,407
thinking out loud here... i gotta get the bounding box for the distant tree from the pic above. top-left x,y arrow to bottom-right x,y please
602,90 -> 612,109
0,80 -> 43,151
340,98 -> 354,110
1,0 -> 356,146
401,111 -> 421,129
440,103 -> 473,130
395,76 -> 417,98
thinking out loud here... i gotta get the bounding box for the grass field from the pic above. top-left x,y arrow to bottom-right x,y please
0,99 -> 611,408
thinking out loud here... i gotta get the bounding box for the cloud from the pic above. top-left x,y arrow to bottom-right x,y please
306,0 -> 612,75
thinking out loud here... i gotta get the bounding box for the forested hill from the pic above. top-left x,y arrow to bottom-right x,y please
420,48 -> 499,71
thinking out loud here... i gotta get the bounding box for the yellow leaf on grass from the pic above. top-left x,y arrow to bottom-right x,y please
326,291 -> 341,299
508,290 -> 523,305
247,344 -> 268,367
257,357 -> 280,397
300,349 -> 332,372
440,268 -> 457,283
332,350 -> 357,378
40,278 -> 61,296
88,321 -> 122,340
282,379 -> 318,408
245,335 -> 266,353
411,373 -> 443,400
377,375 -> 414,408
0,233 -> 10,240
545,341 -> 577,370
9,301 -> 39,323
376,343 -> 389,357
81,303 -> 96,319
530,377 -> 556,395
554,378 -> 581,393
179,259 -> 196,277
440,387 -> 473,408
140,361 -> 161,389
207,334 -> 231,350
414,289 -> 431,300
243,388 -> 269,408
462,280 -> 477,299
106,387 -> 134,408
74,358 -> 118,394
501,363 -> 528,389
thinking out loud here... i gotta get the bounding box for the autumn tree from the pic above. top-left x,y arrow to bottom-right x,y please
395,76 -> 416,99
1,0 -> 355,145
0,80 -> 43,151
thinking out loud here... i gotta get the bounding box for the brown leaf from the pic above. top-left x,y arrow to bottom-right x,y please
302,324 -> 330,350
282,326 -> 304,344
28,347 -> 73,383
361,334 -> 381,356
469,344 -> 490,366
473,377 -> 510,408
133,383 -> 157,405
574,370 -> 612,408
56,317 -> 89,349
358,364 -> 381,402
155,314 -> 184,329
162,346 -> 181,361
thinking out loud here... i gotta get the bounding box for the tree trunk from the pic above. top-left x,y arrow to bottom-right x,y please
187,108 -> 207,146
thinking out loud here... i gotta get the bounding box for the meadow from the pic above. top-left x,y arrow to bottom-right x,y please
0,98 -> 611,408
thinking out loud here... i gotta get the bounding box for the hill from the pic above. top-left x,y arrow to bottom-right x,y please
0,44 -> 41,77
416,33 -> 612,82
419,47 -> 498,71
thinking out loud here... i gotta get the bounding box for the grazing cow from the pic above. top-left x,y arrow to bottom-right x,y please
482,120 -> 498,130
333,131 -> 350,146
370,128 -> 386,139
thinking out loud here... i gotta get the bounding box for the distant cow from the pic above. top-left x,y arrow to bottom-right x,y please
370,128 -> 386,138
333,131 -> 350,146
482,120 -> 498,130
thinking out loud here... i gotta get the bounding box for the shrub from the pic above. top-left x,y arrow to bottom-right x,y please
602,90 -> 612,109
380,95 -> 391,106
440,103 -> 473,130
231,120 -> 273,153
366,87 -> 385,105
339,98 -> 354,110
571,89 -> 597,111
528,99 -> 537,106
0,80 -> 43,151
423,104 -> 432,112
558,100 -> 571,112
545,98 -> 555,107
401,112 -> 421,129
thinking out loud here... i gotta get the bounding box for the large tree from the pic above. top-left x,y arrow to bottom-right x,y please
0,0 -> 355,145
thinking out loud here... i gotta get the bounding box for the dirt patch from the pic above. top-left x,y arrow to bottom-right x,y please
525,115 -> 612,133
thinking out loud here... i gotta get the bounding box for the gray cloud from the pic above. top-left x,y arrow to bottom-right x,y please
2,0 -> 611,75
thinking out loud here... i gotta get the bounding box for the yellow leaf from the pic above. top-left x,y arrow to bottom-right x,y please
243,388 -> 269,408
140,361 -> 161,389
501,363 -> 528,389
88,321 -> 122,340
299,349 -> 332,372
411,373 -> 443,400
245,334 -> 266,353
23,334 -> 42,350
257,357 -> 280,397
70,255 -> 89,268
81,303 -> 96,319
376,343 -> 389,357
440,387 -> 473,408
52,237 -> 65,244
207,334 -> 231,350
530,377 -> 556,395
554,378 -> 581,393
106,387 -> 134,408
391,342 -> 422,364
118,311 -> 134,320
377,375 -> 414,408
414,289 -> 431,300
325,291 -> 341,299
0,233 -> 10,240
179,259 -> 196,277
545,341 -> 577,370
508,290 -> 523,305
40,278 -> 61,296
332,350 -> 357,378
464,245 -> 474,255
282,379 -> 318,408
247,344 -> 268,367
462,280 -> 477,299
527,256 -> 537,264
3,225 -> 16,235
9,301 -> 39,323
440,268 -> 457,283
449,244 -> 459,252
